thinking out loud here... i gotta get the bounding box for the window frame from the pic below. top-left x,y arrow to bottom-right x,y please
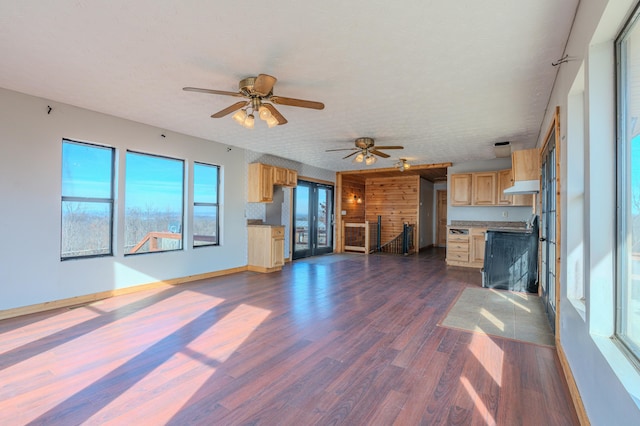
60,139 -> 115,260
124,150 -> 185,256
615,2 -> 640,365
192,161 -> 220,248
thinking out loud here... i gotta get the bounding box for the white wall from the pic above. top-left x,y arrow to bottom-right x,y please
0,87 -> 248,311
447,158 -> 534,223
541,0 -> 640,423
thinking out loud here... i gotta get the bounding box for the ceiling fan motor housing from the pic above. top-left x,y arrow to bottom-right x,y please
239,77 -> 258,96
355,137 -> 375,149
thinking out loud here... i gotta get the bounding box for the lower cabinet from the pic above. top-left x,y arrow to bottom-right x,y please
446,226 -> 486,268
248,225 -> 285,273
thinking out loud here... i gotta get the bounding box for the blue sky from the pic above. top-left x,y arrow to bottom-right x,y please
62,143 -> 217,213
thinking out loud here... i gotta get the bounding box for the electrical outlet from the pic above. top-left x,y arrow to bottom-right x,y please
502,211 -> 508,218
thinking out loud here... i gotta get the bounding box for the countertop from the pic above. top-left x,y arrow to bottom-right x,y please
449,220 -> 532,233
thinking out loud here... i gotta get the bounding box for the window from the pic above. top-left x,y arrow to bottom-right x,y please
125,151 -> 184,255
616,5 -> 640,362
61,140 -> 114,259
193,162 -> 220,247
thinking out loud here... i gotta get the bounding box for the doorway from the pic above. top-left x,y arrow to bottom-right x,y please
436,190 -> 448,247
540,108 -> 560,334
293,180 -> 334,259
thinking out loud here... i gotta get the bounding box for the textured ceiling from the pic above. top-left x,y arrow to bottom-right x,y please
0,1 -> 578,172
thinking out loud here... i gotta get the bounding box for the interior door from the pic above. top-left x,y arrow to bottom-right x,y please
437,190 -> 448,247
293,180 -> 334,259
540,110 -> 560,334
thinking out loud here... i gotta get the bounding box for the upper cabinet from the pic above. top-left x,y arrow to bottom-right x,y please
248,163 -> 274,202
512,148 -> 539,181
451,168 -> 532,207
497,169 -> 513,205
248,163 -> 298,203
472,172 -> 497,205
497,169 -> 533,206
450,173 -> 472,206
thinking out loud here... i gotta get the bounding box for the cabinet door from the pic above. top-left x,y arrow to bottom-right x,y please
272,238 -> 285,267
248,163 -> 274,202
497,169 -> 513,205
260,165 -> 274,201
471,231 -> 486,265
273,167 -> 288,185
472,172 -> 497,205
286,169 -> 298,187
450,174 -> 472,206
512,149 -> 539,181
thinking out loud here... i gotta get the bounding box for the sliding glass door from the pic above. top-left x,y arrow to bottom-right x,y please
293,180 -> 334,259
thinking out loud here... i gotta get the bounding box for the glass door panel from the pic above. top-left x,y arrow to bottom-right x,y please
294,184 -> 310,255
541,125 -> 558,333
293,180 -> 334,259
316,187 -> 331,250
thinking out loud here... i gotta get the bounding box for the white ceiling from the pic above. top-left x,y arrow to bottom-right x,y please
0,1 -> 578,172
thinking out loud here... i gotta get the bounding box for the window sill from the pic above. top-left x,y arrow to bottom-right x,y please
568,297 -> 586,321
592,334 -> 640,409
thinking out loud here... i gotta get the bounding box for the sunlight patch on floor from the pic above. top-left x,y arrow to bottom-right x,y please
186,303 -> 271,363
6,290 -> 224,425
461,376 -> 497,426
468,332 -> 504,386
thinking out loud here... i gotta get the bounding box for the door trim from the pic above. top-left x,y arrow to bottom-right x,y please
540,106 -> 561,340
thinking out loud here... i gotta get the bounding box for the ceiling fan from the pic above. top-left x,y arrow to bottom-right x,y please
326,137 -> 404,165
183,74 -> 324,128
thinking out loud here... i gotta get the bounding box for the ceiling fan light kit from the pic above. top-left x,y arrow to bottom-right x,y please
184,74 -> 324,128
395,158 -> 410,171
328,137 -> 403,166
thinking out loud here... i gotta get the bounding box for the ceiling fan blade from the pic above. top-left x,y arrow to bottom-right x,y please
374,146 -> 404,150
253,74 -> 277,96
271,96 -> 325,110
370,149 -> 390,158
263,103 -> 288,125
325,148 -> 357,152
343,151 -> 359,159
211,101 -> 249,118
183,87 -> 244,97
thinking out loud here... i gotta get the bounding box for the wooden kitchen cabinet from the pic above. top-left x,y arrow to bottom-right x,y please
446,226 -> 486,268
512,148 -> 539,181
472,172 -> 497,205
498,169 -> 534,207
249,163 -> 297,203
248,225 -> 285,273
248,163 -> 274,202
470,228 -> 487,267
446,229 -> 470,265
450,173 -> 472,206
273,167 -> 288,185
497,169 -> 513,205
286,169 -> 298,187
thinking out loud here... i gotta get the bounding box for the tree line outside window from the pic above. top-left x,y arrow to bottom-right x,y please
60,140 -> 220,260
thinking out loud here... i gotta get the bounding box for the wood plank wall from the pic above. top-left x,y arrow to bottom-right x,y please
341,177 -> 366,222
365,175 -> 420,244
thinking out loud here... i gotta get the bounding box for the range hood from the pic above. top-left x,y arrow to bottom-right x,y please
503,179 -> 539,194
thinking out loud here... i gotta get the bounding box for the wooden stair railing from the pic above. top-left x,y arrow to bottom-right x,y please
129,232 -> 182,254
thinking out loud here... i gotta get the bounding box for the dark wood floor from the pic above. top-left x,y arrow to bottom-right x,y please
0,248 -> 578,425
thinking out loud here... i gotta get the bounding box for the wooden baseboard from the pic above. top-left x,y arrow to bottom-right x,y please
247,265 -> 282,273
0,265 -> 248,321
556,342 -> 590,425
